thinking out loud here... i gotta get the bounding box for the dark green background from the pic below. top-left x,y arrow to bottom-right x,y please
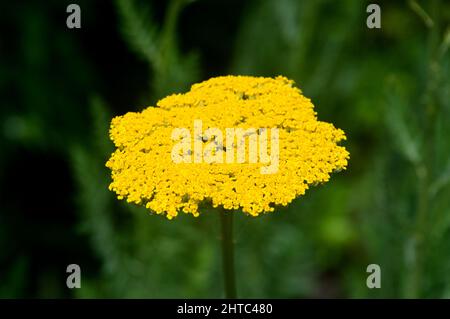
1,0 -> 449,298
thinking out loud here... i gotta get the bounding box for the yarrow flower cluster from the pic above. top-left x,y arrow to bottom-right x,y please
106,75 -> 349,219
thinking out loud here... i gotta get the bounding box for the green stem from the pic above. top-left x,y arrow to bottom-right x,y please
408,164 -> 428,298
407,0 -> 441,298
219,208 -> 237,299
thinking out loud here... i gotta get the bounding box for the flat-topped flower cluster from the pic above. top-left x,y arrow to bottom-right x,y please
106,75 -> 349,219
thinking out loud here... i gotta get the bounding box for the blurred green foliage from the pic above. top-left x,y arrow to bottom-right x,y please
1,0 -> 450,298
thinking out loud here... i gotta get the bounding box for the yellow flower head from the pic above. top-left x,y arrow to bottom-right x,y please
106,75 -> 349,219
